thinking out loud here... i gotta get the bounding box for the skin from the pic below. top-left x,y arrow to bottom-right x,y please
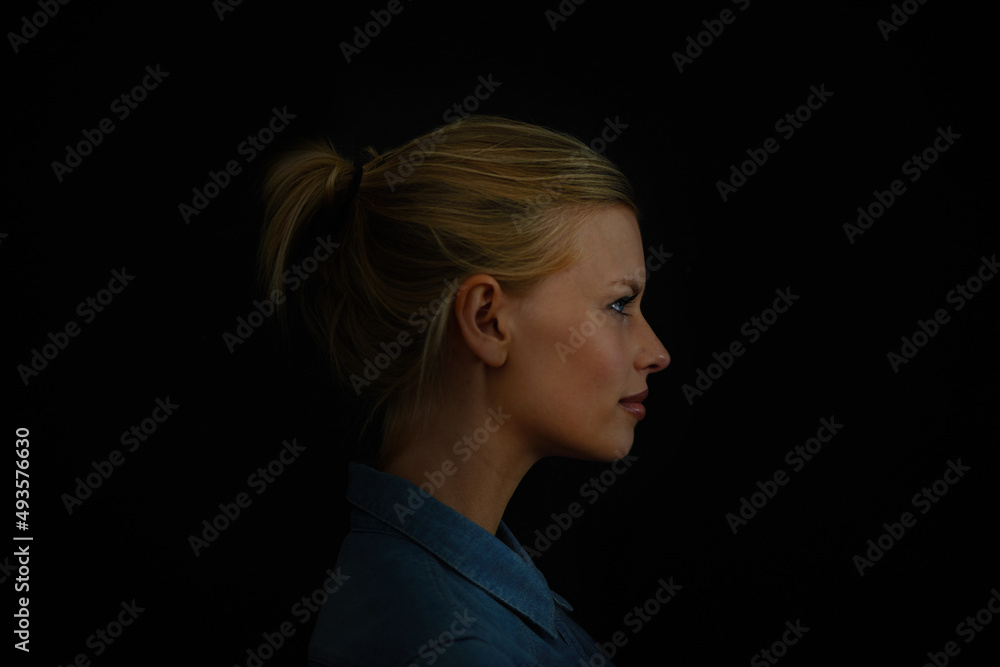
379,204 -> 670,535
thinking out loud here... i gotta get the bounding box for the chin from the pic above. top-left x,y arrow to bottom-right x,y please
541,415 -> 637,461
579,433 -> 635,463
607,437 -> 636,461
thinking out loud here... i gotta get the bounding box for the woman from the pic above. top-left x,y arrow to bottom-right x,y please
260,115 -> 670,666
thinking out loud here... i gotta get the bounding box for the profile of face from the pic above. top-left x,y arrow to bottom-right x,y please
462,204 -> 671,464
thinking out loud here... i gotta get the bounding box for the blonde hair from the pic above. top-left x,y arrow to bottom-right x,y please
259,115 -> 637,462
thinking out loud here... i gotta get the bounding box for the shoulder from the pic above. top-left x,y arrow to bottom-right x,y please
308,527 -> 538,667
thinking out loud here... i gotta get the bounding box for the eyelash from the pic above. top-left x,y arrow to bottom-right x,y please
610,294 -> 638,316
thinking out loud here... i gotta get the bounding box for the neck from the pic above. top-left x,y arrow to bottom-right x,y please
378,414 -> 535,535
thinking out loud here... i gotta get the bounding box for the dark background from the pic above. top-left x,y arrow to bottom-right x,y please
6,0 -> 998,665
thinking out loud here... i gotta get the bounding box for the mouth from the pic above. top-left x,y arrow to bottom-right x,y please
618,388 -> 648,420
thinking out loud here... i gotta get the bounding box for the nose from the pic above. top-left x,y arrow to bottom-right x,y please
636,315 -> 670,374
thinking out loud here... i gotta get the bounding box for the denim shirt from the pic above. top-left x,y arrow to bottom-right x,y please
307,463 -> 612,667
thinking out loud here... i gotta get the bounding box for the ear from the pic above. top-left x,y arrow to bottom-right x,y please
452,273 -> 510,368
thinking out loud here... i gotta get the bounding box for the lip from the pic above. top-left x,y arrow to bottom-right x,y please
619,388 -> 648,420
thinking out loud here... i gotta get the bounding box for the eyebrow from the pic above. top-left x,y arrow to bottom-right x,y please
606,277 -> 644,294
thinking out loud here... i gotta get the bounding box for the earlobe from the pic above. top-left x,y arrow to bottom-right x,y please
454,274 -> 508,367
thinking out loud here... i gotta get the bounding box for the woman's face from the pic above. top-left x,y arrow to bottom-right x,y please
500,204 -> 670,462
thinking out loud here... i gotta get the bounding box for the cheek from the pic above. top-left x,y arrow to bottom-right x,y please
556,314 -> 629,404
508,309 -> 635,458
579,320 -> 628,392
512,310 -> 617,418
555,318 -> 636,457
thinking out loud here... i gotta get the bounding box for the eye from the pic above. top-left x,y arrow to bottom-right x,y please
610,293 -> 638,316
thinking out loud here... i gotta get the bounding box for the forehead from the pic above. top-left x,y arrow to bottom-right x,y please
568,205 -> 644,286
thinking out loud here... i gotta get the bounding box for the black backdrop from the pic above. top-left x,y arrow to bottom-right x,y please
6,1 -> 999,665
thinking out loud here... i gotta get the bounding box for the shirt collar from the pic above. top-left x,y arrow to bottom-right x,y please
345,462 -> 572,638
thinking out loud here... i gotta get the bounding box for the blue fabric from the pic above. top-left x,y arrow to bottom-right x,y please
307,463 -> 613,667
